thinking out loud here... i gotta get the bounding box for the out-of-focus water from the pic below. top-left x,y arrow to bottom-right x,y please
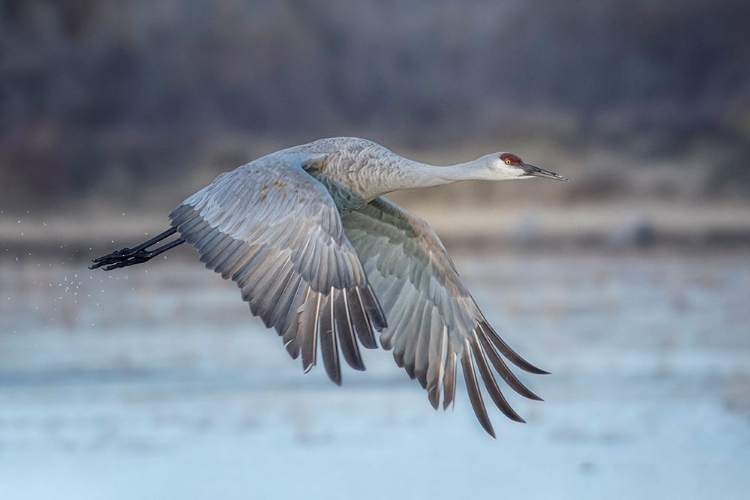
1,251 -> 749,500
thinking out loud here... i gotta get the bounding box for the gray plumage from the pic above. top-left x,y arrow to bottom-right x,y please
96,137 -> 567,437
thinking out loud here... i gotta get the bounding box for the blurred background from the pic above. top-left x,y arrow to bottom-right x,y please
1,1 -> 749,499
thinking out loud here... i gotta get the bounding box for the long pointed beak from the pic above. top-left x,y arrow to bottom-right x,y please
523,163 -> 568,182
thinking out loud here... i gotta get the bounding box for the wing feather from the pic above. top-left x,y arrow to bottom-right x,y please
461,339 -> 495,438
442,349 -> 457,410
335,290 -> 365,370
299,288 -> 320,372
319,291 -> 342,385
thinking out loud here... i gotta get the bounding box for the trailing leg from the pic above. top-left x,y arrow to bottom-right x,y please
90,227 -> 185,271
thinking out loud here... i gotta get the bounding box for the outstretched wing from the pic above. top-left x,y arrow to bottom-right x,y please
342,197 -> 547,437
169,152 -> 386,385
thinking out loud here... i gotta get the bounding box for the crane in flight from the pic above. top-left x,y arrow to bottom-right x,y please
91,137 -> 567,437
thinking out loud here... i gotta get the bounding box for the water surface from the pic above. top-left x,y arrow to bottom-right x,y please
1,251 -> 748,499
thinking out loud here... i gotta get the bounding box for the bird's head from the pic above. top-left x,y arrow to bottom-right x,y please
488,152 -> 568,182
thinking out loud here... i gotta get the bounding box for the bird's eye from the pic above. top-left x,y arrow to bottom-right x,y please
500,153 -> 522,166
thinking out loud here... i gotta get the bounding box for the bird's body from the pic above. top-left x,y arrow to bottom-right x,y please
92,137 -> 567,437
259,137 -> 460,211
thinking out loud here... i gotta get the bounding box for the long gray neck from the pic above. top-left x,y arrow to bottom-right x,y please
363,155 -> 493,198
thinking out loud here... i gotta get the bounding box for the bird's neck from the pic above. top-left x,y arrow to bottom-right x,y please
367,156 -> 496,198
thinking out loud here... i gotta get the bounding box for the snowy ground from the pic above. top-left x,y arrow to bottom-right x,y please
1,250 -> 749,499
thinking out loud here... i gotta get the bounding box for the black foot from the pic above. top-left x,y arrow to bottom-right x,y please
90,228 -> 185,272
90,247 -> 155,271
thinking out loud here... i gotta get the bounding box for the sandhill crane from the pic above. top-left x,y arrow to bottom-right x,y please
91,137 -> 567,437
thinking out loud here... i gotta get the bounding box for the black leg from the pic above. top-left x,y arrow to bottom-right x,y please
90,227 -> 185,271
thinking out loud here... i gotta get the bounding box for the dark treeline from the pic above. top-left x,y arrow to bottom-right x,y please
2,0 -> 749,203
